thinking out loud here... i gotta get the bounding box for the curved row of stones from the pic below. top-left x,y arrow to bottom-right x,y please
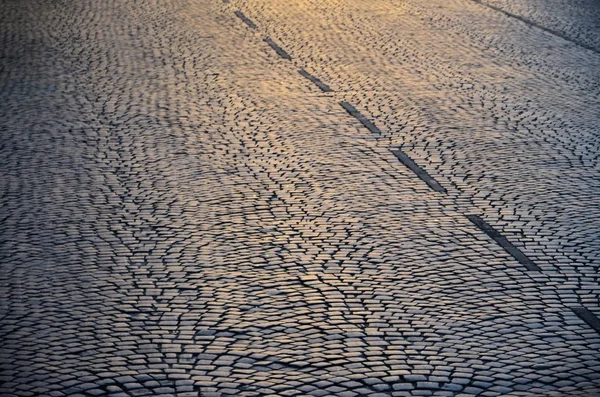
1,0 -> 599,396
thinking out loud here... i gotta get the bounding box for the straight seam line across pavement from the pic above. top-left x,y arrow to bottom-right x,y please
572,307 -> 600,334
234,9 -> 331,92
466,214 -> 542,271
471,0 -> 600,54
298,69 -> 333,92
234,11 -> 258,30
264,37 -> 292,60
390,149 -> 447,194
339,101 -> 382,135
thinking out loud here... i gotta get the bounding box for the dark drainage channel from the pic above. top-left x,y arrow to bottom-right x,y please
299,69 -> 332,92
573,307 -> 600,334
265,38 -> 292,60
391,149 -> 446,193
235,11 -> 258,29
466,214 -> 541,271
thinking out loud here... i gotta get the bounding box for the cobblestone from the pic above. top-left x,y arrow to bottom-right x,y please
1,0 -> 599,395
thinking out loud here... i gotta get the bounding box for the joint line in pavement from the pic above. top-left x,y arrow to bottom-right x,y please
265,38 -> 292,60
298,69 -> 332,92
472,0 -> 599,54
390,149 -> 447,193
340,101 -> 382,135
234,11 -> 258,29
572,307 -> 600,334
466,214 -> 542,271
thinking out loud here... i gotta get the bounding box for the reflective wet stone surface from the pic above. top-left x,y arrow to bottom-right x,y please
1,0 -> 599,396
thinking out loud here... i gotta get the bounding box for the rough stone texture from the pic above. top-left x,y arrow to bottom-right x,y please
479,0 -> 600,53
1,0 -> 599,396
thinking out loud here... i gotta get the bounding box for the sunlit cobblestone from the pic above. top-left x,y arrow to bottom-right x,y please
1,0 -> 599,396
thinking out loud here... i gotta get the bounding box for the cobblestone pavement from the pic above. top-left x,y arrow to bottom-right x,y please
1,0 -> 599,396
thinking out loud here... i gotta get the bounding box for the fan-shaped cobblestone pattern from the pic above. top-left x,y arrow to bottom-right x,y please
1,0 -> 599,396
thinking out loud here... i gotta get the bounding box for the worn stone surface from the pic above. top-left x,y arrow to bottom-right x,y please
1,0 -> 599,396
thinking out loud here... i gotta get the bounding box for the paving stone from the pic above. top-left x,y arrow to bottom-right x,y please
1,0 -> 599,396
